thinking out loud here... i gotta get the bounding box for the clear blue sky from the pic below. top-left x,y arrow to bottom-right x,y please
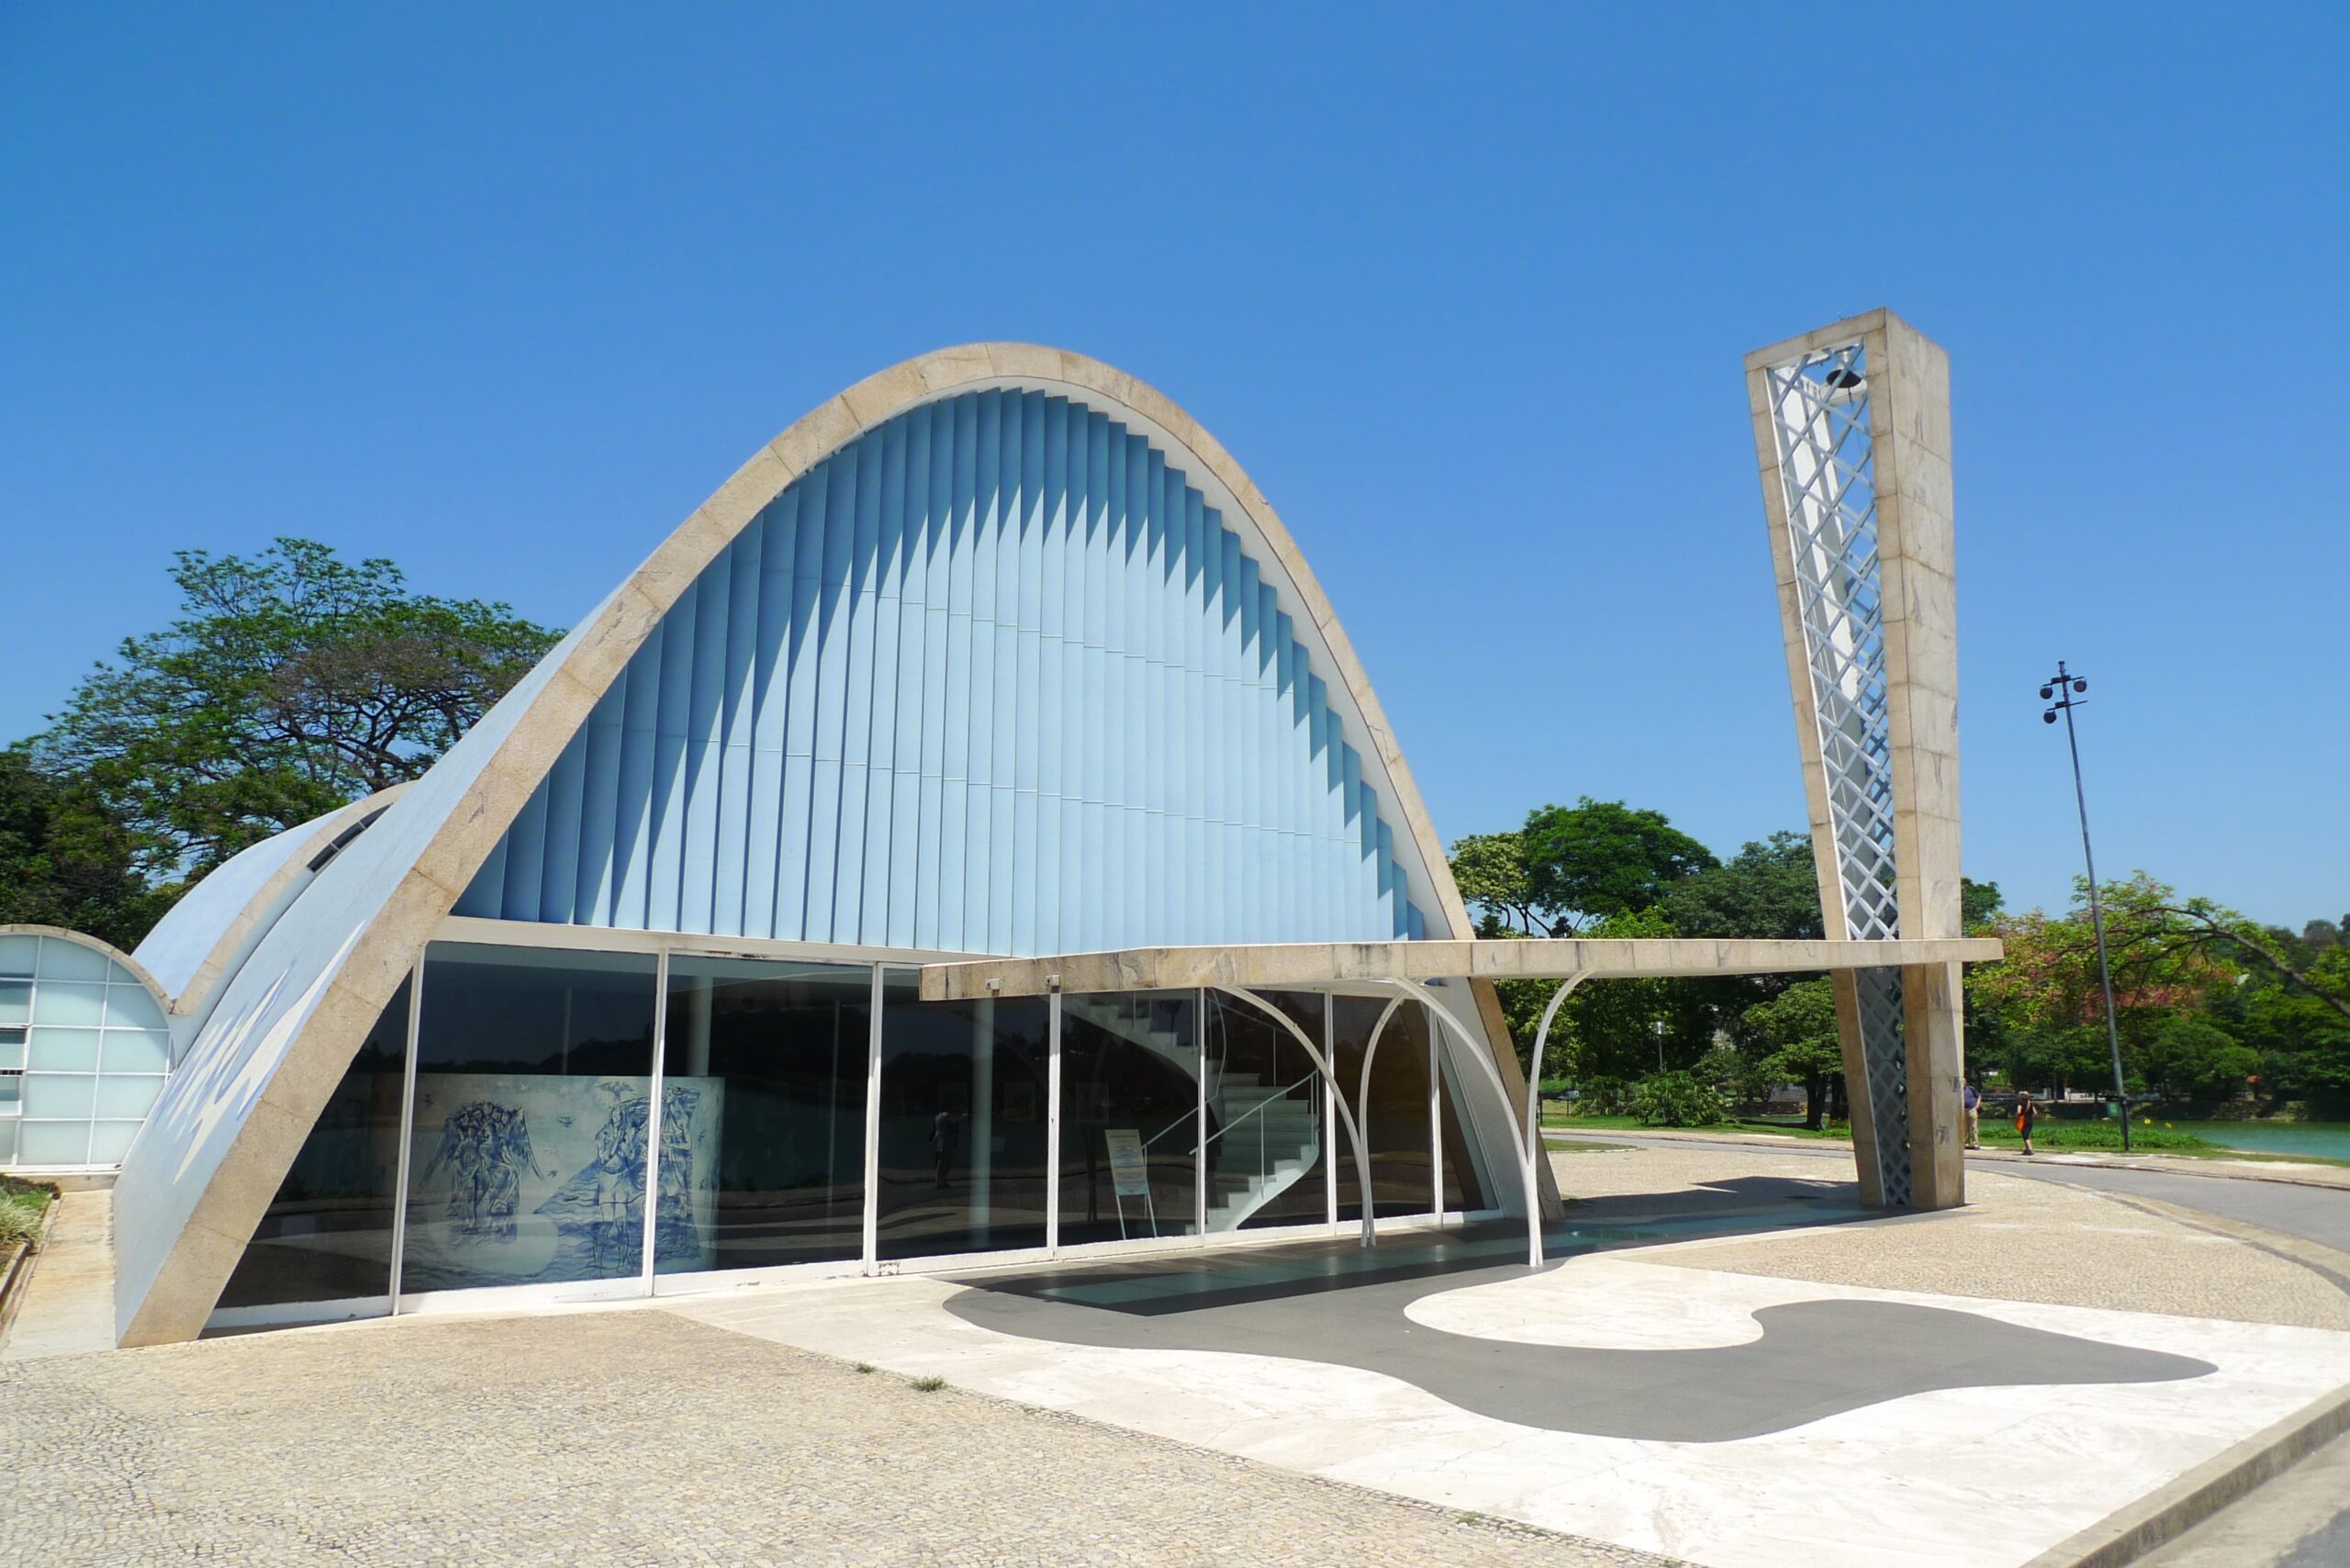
4,6 -> 2344,926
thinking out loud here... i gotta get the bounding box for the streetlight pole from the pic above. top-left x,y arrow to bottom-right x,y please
2042,662 -> 2131,1152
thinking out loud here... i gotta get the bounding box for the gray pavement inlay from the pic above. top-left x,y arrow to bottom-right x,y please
946,1225 -> 2218,1442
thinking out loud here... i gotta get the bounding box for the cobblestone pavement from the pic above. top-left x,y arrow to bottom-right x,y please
1550,1141 -> 2350,1329
0,1308 -> 1679,1568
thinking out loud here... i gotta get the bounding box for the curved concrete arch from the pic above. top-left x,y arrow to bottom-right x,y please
0,923 -> 173,1016
112,344 -> 1518,1346
134,785 -> 409,1030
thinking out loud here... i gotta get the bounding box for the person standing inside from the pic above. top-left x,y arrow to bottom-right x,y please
1962,1081 -> 1983,1149
931,1108 -> 960,1189
2015,1090 -> 2037,1156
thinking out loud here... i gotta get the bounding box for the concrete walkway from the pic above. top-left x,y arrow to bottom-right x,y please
0,1189 -> 115,1362
0,1308 -> 1668,1567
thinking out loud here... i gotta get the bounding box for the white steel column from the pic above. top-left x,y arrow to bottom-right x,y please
637,948 -> 671,1294
1427,1000 -> 1443,1223
1323,1002 -> 1339,1232
1045,989 -> 1062,1256
862,964 -> 884,1271
1193,989 -> 1207,1242
1351,993 -> 1408,1246
386,955 -> 426,1313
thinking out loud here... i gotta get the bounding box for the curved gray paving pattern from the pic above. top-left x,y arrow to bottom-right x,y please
944,1242 -> 2214,1442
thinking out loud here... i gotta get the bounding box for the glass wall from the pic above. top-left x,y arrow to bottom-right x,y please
218,980 -> 410,1311
0,931 -> 173,1168
658,958 -> 867,1274
1438,1049 -> 1494,1215
204,936 -> 1523,1325
1333,995 -> 1434,1221
1201,990 -> 1328,1232
399,943 -> 658,1294
875,977 -> 1050,1259
1058,991 -> 1199,1246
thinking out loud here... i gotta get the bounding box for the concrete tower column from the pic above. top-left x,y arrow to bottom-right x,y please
1746,309 -> 1965,1211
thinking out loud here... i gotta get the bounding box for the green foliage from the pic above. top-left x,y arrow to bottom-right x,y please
2142,1014 -> 2260,1102
1452,798 -> 1715,939
1961,878 -> 2005,932
1517,797 -> 1717,934
1449,831 -> 1540,936
1628,1070 -> 1727,1127
1968,873 -> 2350,1106
1,1175 -> 55,1249
1742,977 -> 1844,1128
39,537 -> 562,883
1660,831 -> 1822,944
0,745 -> 175,949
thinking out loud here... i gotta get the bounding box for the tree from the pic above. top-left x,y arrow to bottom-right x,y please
1962,878 -> 2005,932
1742,977 -> 1843,1129
39,538 -> 562,880
1448,831 -> 1540,936
2142,1014 -> 2259,1102
1516,797 -> 1717,935
1661,831 -> 1823,944
0,745 -> 173,949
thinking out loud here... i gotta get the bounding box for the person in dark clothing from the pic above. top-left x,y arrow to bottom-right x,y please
2015,1091 -> 2037,1156
931,1109 -> 959,1188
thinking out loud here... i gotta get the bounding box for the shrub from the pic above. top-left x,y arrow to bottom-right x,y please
1629,1071 -> 1728,1127
1564,1076 -> 1634,1116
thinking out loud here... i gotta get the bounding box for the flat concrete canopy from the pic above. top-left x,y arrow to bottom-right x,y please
916,935 -> 2003,1000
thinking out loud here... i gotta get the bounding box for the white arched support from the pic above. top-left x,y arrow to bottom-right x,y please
1348,993 -> 1410,1249
1214,986 -> 1383,1248
1524,976 -> 1588,1246
1379,978 -> 1578,1270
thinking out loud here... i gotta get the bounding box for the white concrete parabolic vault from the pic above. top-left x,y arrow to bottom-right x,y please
104,326 -> 1986,1348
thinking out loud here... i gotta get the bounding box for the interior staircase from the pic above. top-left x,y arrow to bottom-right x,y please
1080,1002 -> 1326,1231
1201,1070 -> 1324,1229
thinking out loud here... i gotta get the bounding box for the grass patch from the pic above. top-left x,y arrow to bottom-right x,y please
1539,1105 -> 2350,1166
854,1361 -> 875,1374
1973,1120 -> 2215,1153
910,1375 -> 946,1393
1541,1112 -> 1844,1141
1,1174 -> 55,1250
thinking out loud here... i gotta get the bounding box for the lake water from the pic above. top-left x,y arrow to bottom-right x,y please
2169,1122 -> 2350,1161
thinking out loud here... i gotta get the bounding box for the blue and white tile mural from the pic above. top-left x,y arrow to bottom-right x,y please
401,1074 -> 722,1289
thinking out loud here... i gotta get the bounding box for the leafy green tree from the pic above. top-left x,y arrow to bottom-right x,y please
1518,797 -> 1717,934
39,538 -> 562,880
1661,831 -> 1823,943
1448,831 -> 1541,936
1741,977 -> 1843,1128
2141,1014 -> 2259,1102
0,746 -> 173,949
1961,878 -> 2005,932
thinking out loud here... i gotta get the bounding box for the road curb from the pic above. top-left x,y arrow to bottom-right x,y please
2021,1383 -> 2350,1568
